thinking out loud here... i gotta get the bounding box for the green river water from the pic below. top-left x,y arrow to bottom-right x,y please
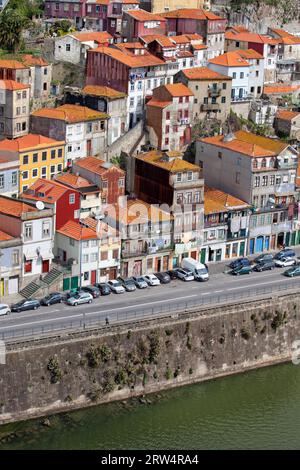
1,362 -> 300,450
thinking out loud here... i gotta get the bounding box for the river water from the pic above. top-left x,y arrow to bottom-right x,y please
1,362 -> 300,450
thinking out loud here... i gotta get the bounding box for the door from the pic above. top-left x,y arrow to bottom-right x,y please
271,234 -> 276,250
285,232 -> 290,246
0,279 -> 4,297
91,270 -> 97,285
264,236 -> 270,251
156,258 -> 161,272
71,276 -> 79,289
200,248 -> 206,264
255,236 -> 264,253
109,267 -> 117,280
249,238 -> 255,255
63,277 -> 70,291
163,255 -> 169,271
87,139 -> 92,155
216,249 -> 222,262
239,241 -> 245,257
133,260 -> 142,276
8,276 -> 18,295
191,251 -> 197,260
42,259 -> 50,273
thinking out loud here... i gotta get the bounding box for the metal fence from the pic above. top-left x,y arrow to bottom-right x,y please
1,279 -> 300,343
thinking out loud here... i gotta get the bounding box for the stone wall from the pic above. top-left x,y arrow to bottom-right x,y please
106,120 -> 147,160
1,292 -> 300,424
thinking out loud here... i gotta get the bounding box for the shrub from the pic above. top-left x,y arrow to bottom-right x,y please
47,357 -> 62,384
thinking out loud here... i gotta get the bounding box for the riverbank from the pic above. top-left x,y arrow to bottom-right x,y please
1,362 -> 300,449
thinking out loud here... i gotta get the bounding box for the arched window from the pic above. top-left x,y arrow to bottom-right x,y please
261,158 -> 267,168
270,157 -> 275,167
253,158 -> 258,169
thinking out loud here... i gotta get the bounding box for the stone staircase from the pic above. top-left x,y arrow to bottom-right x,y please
19,267 -> 63,299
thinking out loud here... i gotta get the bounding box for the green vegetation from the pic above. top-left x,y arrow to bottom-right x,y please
271,311 -> 288,331
47,357 -> 62,384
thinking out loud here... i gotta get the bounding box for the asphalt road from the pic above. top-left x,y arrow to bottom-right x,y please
1,267 -> 300,342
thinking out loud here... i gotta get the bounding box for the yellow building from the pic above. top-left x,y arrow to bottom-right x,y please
150,0 -> 210,13
0,134 -> 65,192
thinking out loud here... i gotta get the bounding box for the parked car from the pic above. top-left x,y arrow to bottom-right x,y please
0,304 -> 11,316
40,292 -> 65,306
166,269 -> 179,280
174,268 -> 194,281
94,283 -> 111,295
66,292 -> 93,306
229,258 -> 250,270
107,280 -> 125,294
284,266 -> 300,277
132,276 -> 148,289
81,285 -> 100,298
181,257 -> 209,281
143,274 -> 160,286
231,265 -> 252,275
253,260 -> 275,272
254,253 -> 274,264
11,298 -> 40,312
155,272 -> 171,284
275,249 -> 296,260
275,257 -> 296,268
65,289 -> 82,299
117,277 -> 136,292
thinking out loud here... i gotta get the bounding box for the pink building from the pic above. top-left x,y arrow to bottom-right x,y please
122,9 -> 167,41
44,0 -> 87,28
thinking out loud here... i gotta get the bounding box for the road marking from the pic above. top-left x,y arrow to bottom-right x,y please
225,279 -> 284,291
214,290 -> 224,293
0,313 -> 83,330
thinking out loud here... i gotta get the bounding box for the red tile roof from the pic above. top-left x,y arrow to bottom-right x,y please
0,134 -> 64,152
0,80 -> 30,91
90,45 -> 165,67
263,84 -> 300,95
0,230 -> 13,241
236,48 -> 264,60
275,109 -> 300,121
225,31 -> 279,45
182,66 -> 231,81
161,8 -> 224,21
21,179 -> 70,203
147,99 -> 171,108
31,104 -> 108,123
57,220 -> 97,241
21,54 -> 49,67
141,35 -> 175,47
209,51 -> 250,67
200,134 -> 276,158
125,9 -> 165,22
82,85 -> 126,99
55,172 -> 95,189
204,186 -> 249,214
164,83 -> 194,97
0,196 -> 36,218
74,156 -> 125,177
71,31 -> 113,43
0,59 -> 27,70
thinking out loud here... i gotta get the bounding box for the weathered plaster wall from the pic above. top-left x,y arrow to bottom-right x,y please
1,292 -> 300,424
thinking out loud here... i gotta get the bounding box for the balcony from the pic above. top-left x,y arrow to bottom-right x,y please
208,85 -> 222,97
271,220 -> 292,234
201,103 -> 220,112
122,249 -> 146,259
274,183 -> 295,196
276,161 -> 298,170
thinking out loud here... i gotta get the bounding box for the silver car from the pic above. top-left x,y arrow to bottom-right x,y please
0,304 -> 10,316
107,280 -> 125,294
175,268 -> 195,281
67,292 -> 93,306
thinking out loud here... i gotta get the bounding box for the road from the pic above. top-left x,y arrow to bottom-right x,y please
1,268 -> 300,342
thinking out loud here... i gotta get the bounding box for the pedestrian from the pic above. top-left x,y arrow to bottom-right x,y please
105,316 -> 110,326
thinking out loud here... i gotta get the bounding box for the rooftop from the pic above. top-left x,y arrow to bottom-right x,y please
209,51 -> 250,67
0,59 -> 27,70
0,80 -> 30,91
74,156 -> 125,177
71,31 -> 113,43
57,220 -> 97,241
181,66 -> 231,81
0,134 -> 64,152
21,54 -> 49,67
54,172 -> 96,190
82,85 -> 126,99
136,150 -> 201,173
225,31 -> 280,45
0,230 -> 13,241
146,99 -> 171,108
141,35 -> 176,48
236,48 -> 264,60
204,186 -> 249,215
106,198 -> 173,225
0,196 -> 36,218
160,8 -> 224,21
90,45 -> 165,68
124,9 -> 165,22
164,83 -> 194,97
21,179 -> 70,203
31,104 -> 108,123
275,109 -> 300,121
263,83 -> 300,95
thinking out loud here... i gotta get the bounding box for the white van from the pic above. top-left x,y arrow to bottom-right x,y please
0,304 -> 11,316
181,257 -> 209,281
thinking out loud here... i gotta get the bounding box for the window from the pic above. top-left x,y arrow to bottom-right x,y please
186,192 -> 192,203
232,72 -> 236,79
250,86 -> 255,93
22,106 -> 26,114
24,223 -> 32,240
203,97 -> 208,104
130,82 -> 134,91
83,254 -> 89,263
58,148 -> 63,158
236,172 -> 240,184
32,169 -> 38,178
221,96 -> 226,103
12,250 -> 19,266
23,155 -> 29,165
51,149 -> 56,159
130,98 -> 134,107
74,210 -> 80,219
42,221 -> 50,237
22,170 -> 28,180
187,171 -> 193,181
91,240 -> 97,247
66,44 -> 71,52
57,164 -> 62,173
12,171 -> 17,186
240,72 -> 244,79
90,253 -> 98,262
0,173 -> 4,188
184,110 -> 189,118
254,176 -> 260,187
165,138 -> 169,146
41,167 -> 47,178
218,151 -> 222,159
82,241 -> 89,249
137,81 -> 142,90
22,122 -> 26,131
257,86 -> 261,94
24,260 -> 32,273
33,153 -> 38,163
166,111 -> 170,120
147,258 -> 153,270
17,92 -> 21,100
165,125 -> 169,134
261,158 -> 266,168
194,192 -> 200,203
185,96 -> 189,103
42,151 -> 47,161
222,82 -> 227,90
262,176 -> 268,186
179,97 -> 183,103
16,107 -> 21,116
176,173 -> 182,182
69,194 -> 75,204
118,178 -> 124,188
113,249 -> 119,259
101,251 -> 108,261
270,175 -> 275,185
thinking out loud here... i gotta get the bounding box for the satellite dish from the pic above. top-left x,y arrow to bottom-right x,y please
36,201 -> 45,210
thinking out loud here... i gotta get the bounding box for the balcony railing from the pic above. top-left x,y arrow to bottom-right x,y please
201,103 -> 220,111
122,249 -> 146,259
208,85 -> 222,97
271,221 -> 292,234
274,183 -> 295,195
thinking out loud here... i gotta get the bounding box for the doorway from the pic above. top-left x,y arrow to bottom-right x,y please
42,259 -> 50,273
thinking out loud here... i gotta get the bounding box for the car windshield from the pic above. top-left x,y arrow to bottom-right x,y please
196,268 -> 207,275
136,277 -> 144,282
113,282 -> 121,287
124,280 -> 133,285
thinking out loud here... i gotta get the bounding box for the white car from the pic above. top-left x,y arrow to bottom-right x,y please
108,280 -> 125,294
143,274 -> 161,286
275,257 -> 297,268
0,304 -> 10,316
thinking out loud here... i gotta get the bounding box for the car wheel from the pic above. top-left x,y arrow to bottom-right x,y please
74,302 -> 78,306
17,309 -> 21,313
33,306 -> 37,310
6,310 -> 11,315
88,299 -> 92,304
59,299 -> 62,303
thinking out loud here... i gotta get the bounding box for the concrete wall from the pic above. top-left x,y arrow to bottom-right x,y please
1,292 -> 300,424
106,120 -> 146,160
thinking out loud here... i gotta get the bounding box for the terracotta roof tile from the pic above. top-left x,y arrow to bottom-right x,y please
31,104 -> 108,123
236,48 -> 264,60
125,9 -> 165,22
182,66 -> 231,81
106,198 -> 173,225
136,150 -> 200,173
0,134 -> 64,152
204,186 -> 249,214
192,44 -> 208,50
0,59 -> 27,70
71,31 -> 112,43
82,85 -> 126,99
235,130 -> 289,153
57,220 -> 97,241
141,35 -> 175,47
164,83 -> 194,97
209,51 -> 250,67
0,80 -> 30,91
275,109 -> 300,121
74,156 -> 125,177
90,45 -> 165,67
0,196 -> 36,218
21,179 -> 70,203
160,8 -> 223,21
200,134 -> 276,158
225,31 -> 280,45
55,173 -> 95,189
146,99 -> 171,108
263,84 -> 300,94
0,230 -> 13,241
21,54 -> 49,67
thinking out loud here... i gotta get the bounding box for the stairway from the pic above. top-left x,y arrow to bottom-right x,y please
19,281 -> 41,299
43,267 -> 63,286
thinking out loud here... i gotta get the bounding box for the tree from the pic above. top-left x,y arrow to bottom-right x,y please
0,9 -> 29,53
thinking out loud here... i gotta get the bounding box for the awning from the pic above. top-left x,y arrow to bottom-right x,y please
24,250 -> 38,260
39,248 -> 54,260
